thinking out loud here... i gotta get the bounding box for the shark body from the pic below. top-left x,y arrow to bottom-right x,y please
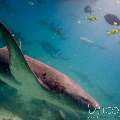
0,23 -> 100,119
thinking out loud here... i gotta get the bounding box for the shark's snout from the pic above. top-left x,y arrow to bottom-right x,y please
64,80 -> 100,111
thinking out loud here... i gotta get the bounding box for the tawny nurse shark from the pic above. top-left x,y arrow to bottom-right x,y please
0,23 -> 100,114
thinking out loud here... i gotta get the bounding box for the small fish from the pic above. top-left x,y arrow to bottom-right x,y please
87,16 -> 97,22
107,29 -> 120,36
80,37 -> 106,49
104,14 -> 120,26
39,20 -> 66,40
39,40 -> 69,60
80,37 -> 94,44
84,5 -> 93,14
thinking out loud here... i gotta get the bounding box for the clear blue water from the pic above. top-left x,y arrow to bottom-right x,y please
0,0 -> 120,119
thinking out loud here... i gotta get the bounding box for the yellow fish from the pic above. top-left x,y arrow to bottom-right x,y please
112,21 -> 118,26
107,29 -> 120,36
87,16 -> 97,22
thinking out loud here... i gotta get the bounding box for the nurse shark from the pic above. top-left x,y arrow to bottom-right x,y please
0,23 -> 100,118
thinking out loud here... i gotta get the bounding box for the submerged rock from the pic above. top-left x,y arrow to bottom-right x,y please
104,14 -> 120,26
39,40 -> 69,60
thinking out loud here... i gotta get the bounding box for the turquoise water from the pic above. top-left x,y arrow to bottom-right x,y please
0,0 -> 120,119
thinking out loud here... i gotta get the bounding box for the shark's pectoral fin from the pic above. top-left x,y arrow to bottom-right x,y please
0,64 -> 20,88
0,23 -> 43,91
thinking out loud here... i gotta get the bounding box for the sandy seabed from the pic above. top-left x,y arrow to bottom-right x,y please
0,108 -> 22,120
